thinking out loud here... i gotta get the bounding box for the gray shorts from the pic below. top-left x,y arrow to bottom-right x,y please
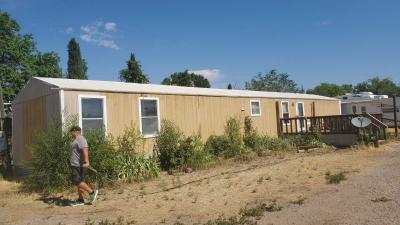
71,166 -> 85,185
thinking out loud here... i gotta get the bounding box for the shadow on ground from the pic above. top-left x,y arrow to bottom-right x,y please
38,195 -> 75,206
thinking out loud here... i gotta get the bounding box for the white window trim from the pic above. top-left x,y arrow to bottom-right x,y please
138,97 -> 161,138
295,102 -> 305,117
78,95 -> 107,134
250,100 -> 261,117
281,101 -> 290,124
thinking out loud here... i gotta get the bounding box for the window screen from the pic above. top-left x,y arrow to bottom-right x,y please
140,99 -> 160,137
250,100 -> 261,116
352,105 -> 357,114
81,98 -> 104,133
361,106 -> 367,114
282,102 -> 290,124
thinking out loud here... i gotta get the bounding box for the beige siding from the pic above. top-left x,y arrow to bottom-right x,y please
63,91 -> 340,155
12,93 -> 61,165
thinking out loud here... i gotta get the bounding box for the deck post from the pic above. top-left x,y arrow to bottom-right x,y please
275,101 -> 281,136
394,96 -> 398,137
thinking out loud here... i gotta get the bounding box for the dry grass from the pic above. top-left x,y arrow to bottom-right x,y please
0,143 -> 397,225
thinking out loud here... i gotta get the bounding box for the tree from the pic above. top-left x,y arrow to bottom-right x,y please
0,11 -> 62,103
227,83 -> 232,90
245,69 -> 301,93
354,77 -> 399,96
67,38 -> 87,79
161,70 -> 211,88
32,52 -> 62,78
119,53 -> 149,83
306,83 -> 350,97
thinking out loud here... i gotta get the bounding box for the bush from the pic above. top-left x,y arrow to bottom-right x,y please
156,120 -> 183,170
23,117 -> 160,192
84,129 -> 120,186
224,117 -> 245,157
258,135 -> 292,152
115,126 -> 143,152
156,120 -> 214,170
283,130 -> 326,148
22,117 -> 75,192
205,135 -> 230,157
183,136 -> 214,169
244,117 -> 258,150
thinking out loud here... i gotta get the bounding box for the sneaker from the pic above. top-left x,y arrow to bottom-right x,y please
89,190 -> 98,204
70,199 -> 85,207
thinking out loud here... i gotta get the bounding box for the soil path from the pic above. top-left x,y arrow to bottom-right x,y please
260,142 -> 400,225
0,142 -> 399,225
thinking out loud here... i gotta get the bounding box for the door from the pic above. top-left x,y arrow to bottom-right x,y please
296,102 -> 306,131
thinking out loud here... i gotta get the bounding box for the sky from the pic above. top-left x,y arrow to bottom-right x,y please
1,0 -> 400,89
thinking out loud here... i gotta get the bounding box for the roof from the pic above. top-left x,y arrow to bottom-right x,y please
33,77 -> 338,101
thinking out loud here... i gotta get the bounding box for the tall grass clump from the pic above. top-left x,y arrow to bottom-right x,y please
115,126 -> 159,182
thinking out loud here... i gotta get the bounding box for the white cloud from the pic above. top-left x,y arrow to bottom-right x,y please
188,69 -> 222,80
65,27 -> 73,34
316,20 -> 331,27
105,22 -> 117,32
79,21 -> 120,50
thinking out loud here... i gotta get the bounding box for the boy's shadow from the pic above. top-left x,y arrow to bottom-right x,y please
38,195 -> 75,207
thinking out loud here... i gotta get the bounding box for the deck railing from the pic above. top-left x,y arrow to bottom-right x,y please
279,114 -> 387,141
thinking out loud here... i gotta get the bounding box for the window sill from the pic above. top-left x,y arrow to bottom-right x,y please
142,134 -> 158,139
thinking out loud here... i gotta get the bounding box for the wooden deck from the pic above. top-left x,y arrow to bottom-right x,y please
279,114 -> 387,142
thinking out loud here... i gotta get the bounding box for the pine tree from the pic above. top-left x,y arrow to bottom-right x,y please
67,38 -> 87,79
119,53 -> 149,83
227,83 -> 232,89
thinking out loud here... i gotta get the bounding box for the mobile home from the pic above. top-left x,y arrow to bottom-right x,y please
12,77 -> 341,165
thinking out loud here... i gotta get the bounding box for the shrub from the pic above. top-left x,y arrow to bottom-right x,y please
22,117 -> 75,192
156,120 -> 214,170
243,117 -> 258,150
115,125 -> 143,153
282,130 -> 326,148
224,117 -> 245,157
183,137 -> 214,170
205,135 -> 230,157
325,171 -> 346,184
87,126 -> 159,184
23,116 -> 160,192
156,120 -> 183,170
84,129 -> 120,186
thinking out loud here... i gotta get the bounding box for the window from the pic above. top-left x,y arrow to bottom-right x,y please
361,106 -> 367,114
79,96 -> 107,134
352,105 -> 357,114
139,97 -> 160,138
281,101 -> 290,124
250,100 -> 261,116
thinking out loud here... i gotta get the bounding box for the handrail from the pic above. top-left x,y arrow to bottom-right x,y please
366,113 -> 388,128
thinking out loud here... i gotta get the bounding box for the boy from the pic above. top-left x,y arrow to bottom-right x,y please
69,126 -> 98,206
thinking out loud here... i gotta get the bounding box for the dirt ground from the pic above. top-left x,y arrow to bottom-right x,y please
1,142 -> 400,225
